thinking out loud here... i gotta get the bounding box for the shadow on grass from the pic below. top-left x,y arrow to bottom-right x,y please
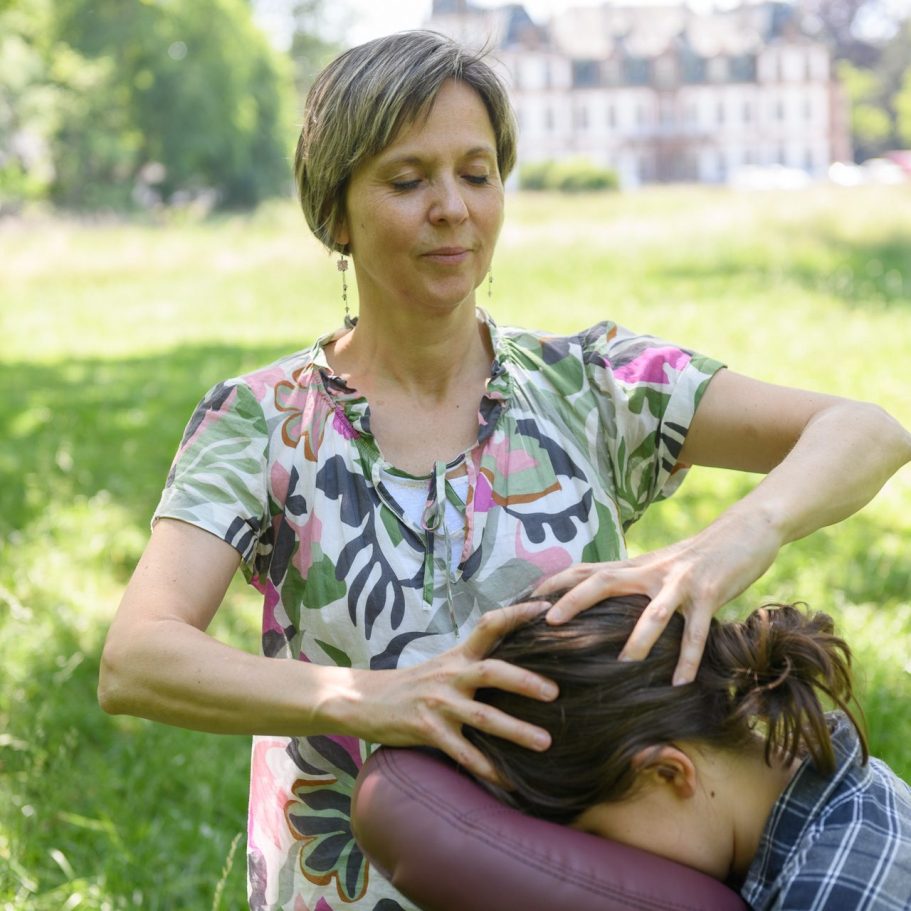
788,230 -> 911,310
647,222 -> 911,309
1,342 -> 295,909
1,341 -> 294,542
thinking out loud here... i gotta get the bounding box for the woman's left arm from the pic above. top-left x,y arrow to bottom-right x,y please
538,369 -> 911,683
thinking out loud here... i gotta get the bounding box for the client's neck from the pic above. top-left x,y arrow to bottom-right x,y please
718,744 -> 801,879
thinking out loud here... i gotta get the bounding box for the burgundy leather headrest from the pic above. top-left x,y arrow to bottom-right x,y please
352,747 -> 748,911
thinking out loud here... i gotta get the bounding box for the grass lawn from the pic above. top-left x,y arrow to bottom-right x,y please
2,184 -> 910,910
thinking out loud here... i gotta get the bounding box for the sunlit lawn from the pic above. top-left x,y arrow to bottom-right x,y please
2,184 -> 910,910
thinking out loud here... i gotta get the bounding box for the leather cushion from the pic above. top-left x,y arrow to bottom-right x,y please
352,747 -> 749,911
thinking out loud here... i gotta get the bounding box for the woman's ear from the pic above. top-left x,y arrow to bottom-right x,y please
632,745 -> 697,800
333,216 -> 350,250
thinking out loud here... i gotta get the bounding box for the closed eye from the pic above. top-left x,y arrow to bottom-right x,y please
391,178 -> 422,191
464,174 -> 490,185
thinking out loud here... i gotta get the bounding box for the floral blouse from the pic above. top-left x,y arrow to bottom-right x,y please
154,310 -> 724,911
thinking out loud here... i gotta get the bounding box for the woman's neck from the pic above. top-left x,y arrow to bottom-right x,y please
327,298 -> 492,402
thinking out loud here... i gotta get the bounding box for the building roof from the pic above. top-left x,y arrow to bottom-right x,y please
549,2 -> 806,60
430,1 -> 813,59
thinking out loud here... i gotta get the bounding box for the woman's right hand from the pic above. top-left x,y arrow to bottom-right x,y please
103,519 -> 555,784
349,601 -> 558,784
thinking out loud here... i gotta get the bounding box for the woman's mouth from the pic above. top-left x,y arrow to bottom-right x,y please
423,246 -> 470,264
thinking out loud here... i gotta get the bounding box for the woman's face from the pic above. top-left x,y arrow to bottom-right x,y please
337,79 -> 505,317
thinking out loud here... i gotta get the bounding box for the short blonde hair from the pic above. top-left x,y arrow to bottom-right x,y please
295,30 -> 517,254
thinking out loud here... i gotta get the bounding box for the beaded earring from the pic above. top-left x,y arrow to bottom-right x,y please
337,255 -> 355,328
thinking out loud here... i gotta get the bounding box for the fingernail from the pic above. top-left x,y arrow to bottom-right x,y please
534,732 -> 551,750
540,683 -> 558,700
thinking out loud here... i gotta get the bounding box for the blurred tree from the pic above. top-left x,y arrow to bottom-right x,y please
838,60 -> 893,160
897,68 -> 911,146
798,0 -> 882,65
0,0 -> 297,211
799,0 -> 911,159
289,0 -> 342,98
251,0 -> 342,103
54,0 -> 296,209
0,0 -> 60,210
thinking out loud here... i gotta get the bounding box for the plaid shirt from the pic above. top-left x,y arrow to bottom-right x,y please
741,712 -> 911,910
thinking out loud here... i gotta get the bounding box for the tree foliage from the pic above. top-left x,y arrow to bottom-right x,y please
288,0 -> 343,98
798,0 -> 911,160
0,0 -> 297,211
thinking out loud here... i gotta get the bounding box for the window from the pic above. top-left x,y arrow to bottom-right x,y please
572,60 -> 600,89
624,57 -> 650,86
681,53 -> 706,84
729,55 -> 757,83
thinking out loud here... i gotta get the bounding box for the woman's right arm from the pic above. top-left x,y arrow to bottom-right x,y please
98,517 -> 556,781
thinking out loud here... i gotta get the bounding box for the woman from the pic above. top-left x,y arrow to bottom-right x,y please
98,30 -> 911,911
465,597 -> 911,910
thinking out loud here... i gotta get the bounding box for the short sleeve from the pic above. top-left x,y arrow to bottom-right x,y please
154,380 -> 270,565
582,322 -> 724,529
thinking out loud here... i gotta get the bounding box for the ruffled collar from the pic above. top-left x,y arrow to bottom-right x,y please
308,308 -> 511,451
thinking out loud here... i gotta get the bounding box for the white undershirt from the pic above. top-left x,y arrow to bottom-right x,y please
379,468 -> 469,569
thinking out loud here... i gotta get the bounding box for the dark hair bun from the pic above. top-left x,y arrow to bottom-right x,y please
705,604 -> 863,773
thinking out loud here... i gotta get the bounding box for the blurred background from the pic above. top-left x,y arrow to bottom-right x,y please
2,1 -> 910,909
2,0 -> 911,210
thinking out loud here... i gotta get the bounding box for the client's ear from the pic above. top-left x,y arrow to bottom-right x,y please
632,745 -> 697,799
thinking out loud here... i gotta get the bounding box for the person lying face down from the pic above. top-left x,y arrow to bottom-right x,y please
465,596 -> 911,909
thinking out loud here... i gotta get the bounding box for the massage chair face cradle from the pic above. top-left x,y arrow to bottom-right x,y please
351,747 -> 748,911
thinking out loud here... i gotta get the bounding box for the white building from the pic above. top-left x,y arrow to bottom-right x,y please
428,1 -> 851,188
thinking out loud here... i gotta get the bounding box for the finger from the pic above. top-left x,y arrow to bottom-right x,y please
671,608 -> 712,686
531,563 -> 597,597
469,657 -> 558,702
461,601 -> 549,660
617,591 -> 678,662
545,568 -> 647,624
533,559 -> 642,599
438,731 -> 509,786
458,698 -> 552,755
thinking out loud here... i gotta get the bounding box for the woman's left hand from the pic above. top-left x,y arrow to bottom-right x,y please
537,370 -> 911,684
534,506 -> 782,685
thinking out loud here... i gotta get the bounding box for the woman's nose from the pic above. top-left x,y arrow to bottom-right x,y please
429,177 -> 469,224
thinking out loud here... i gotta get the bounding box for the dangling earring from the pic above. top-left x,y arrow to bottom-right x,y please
487,268 -> 493,305
337,255 -> 355,328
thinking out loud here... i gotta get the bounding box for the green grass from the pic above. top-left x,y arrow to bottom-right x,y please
2,185 -> 910,909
